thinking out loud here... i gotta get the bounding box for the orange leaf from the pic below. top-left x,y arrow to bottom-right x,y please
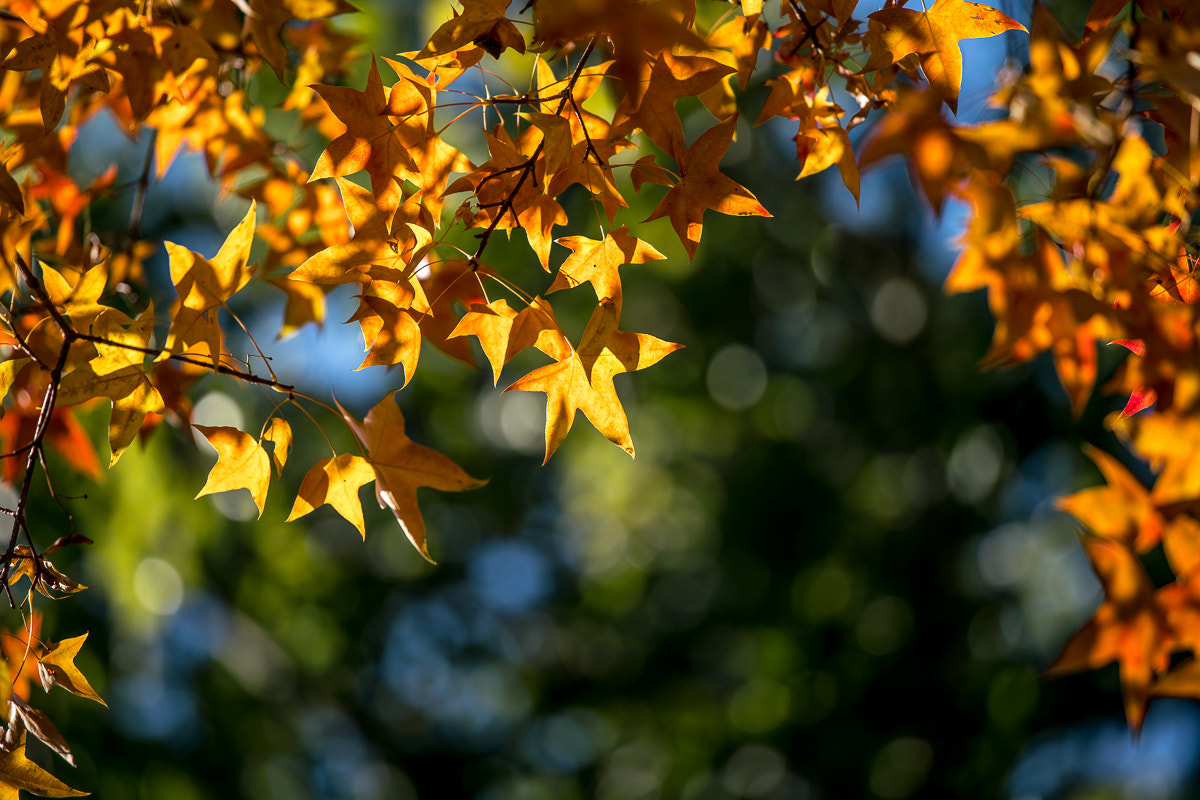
338,393 -> 485,561
310,58 -> 417,214
449,296 -> 571,385
863,0 -> 1026,114
1056,445 -> 1163,552
161,201 -> 258,368
1045,536 -> 1170,733
645,115 -> 770,259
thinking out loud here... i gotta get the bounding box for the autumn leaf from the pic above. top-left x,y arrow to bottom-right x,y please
161,201 -> 258,368
310,57 -> 418,214
1045,536 -> 1170,732
550,227 -> 665,317
289,177 -> 417,285
38,633 -> 105,707
193,426 -> 272,518
862,0 -> 1026,113
449,296 -> 571,384
1057,445 -> 1163,552
0,731 -> 86,799
246,0 -> 358,80
418,0 -> 525,59
286,454 -> 376,537
57,306 -> 165,466
338,392 -> 485,561
507,298 -> 682,463
347,293 -> 423,382
263,418 -> 293,476
611,53 -> 735,153
10,694 -> 75,767
646,115 -> 771,258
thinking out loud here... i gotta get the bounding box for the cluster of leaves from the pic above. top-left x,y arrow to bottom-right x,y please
894,1 -> 1200,735
1,0 -> 1197,791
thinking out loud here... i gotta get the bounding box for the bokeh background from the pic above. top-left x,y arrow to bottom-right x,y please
14,0 -> 1200,798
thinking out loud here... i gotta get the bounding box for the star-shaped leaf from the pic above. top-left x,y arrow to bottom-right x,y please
645,115 -> 770,259
193,426 -> 272,518
286,454 -> 376,537
448,296 -> 570,384
417,0 -> 526,59
38,633 -> 105,707
1057,445 -> 1163,552
506,298 -> 682,463
550,227 -> 665,317
310,58 -> 417,214
161,201 -> 258,368
1044,536 -> 1170,733
338,392 -> 485,561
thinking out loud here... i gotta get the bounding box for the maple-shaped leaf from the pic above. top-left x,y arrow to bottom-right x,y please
550,227 -> 665,317
338,392 -> 485,561
862,0 -> 1026,114
449,125 -> 569,270
449,296 -> 571,384
0,730 -> 86,799
1057,445 -> 1163,551
418,0 -> 526,59
1129,413 -> 1200,507
611,53 -> 735,153
310,58 -> 417,215
286,454 -> 376,537
193,426 -> 272,518
507,298 -> 682,463
161,202 -> 258,368
38,633 -> 105,707
1045,536 -> 1170,732
347,293 -> 423,382
646,115 -> 771,259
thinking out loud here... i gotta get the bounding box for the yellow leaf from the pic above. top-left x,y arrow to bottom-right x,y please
161,202 -> 258,367
263,418 -> 293,476
507,298 -> 683,462
448,296 -> 570,385
0,359 -> 30,411
550,227 -> 665,317
0,731 -> 86,798
285,454 -> 376,536
193,426 -> 272,518
38,634 -> 105,707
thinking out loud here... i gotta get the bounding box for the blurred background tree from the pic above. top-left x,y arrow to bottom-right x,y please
14,0 -> 1200,799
